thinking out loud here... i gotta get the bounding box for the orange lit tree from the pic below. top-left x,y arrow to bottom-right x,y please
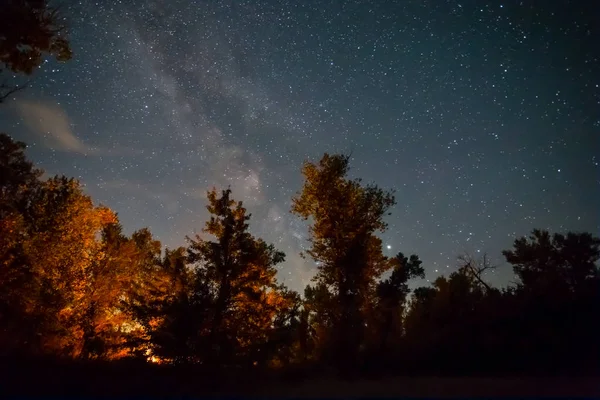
81,224 -> 175,360
0,133 -> 43,352
150,188 -> 293,366
0,134 -> 171,360
4,175 -> 116,357
291,153 -> 396,369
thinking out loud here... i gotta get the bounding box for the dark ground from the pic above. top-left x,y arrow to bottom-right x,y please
256,376 -> 599,398
1,357 -> 598,397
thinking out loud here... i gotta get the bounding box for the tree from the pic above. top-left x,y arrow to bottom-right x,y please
300,283 -> 334,361
0,136 -> 179,360
456,252 -> 496,293
135,245 -> 209,364
79,224 -> 171,360
291,153 -> 396,368
0,175 -> 117,356
0,134 -> 43,352
403,270 -> 490,372
0,133 -> 42,216
245,283 -> 302,368
502,229 -> 600,372
183,188 -> 286,366
503,229 -> 600,293
78,222 -> 131,359
373,252 -> 424,353
0,0 -> 72,102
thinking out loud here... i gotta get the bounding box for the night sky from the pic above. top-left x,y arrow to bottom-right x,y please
1,0 -> 598,292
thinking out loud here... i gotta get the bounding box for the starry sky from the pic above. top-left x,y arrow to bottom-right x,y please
1,0 -> 598,292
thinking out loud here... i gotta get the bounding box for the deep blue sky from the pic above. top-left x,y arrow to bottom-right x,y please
1,0 -> 598,292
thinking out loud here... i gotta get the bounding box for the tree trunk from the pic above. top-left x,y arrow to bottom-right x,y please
207,279 -> 230,365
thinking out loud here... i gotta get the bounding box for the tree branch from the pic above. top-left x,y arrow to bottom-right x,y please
457,253 -> 495,292
0,81 -> 28,103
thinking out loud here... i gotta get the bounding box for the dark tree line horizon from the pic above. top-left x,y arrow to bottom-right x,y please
1,135 -> 598,376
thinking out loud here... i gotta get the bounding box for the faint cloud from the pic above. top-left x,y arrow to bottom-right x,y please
14,99 -> 144,157
15,100 -> 89,154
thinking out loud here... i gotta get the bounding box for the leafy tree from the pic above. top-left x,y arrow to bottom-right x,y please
136,245 -> 209,364
0,135 -> 178,361
2,176 -> 116,356
264,285 -> 304,367
0,133 -> 42,216
373,252 -> 424,353
402,252 -> 506,374
1,0 -> 73,102
242,283 -> 302,368
291,153 -> 396,368
79,224 -> 171,360
77,222 -> 130,359
502,229 -> 600,372
160,246 -> 192,295
0,134 -> 42,352
300,283 -> 335,361
503,229 -> 600,293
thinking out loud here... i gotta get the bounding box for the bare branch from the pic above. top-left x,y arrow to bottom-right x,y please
0,81 -> 29,103
457,252 -> 496,292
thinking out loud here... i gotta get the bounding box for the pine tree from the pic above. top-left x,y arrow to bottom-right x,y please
185,188 -> 285,366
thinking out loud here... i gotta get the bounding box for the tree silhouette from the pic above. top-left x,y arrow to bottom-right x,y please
2,135 -> 600,389
302,282 -> 335,361
249,283 -> 302,368
0,0 -> 72,102
135,244 -> 209,364
291,153 -> 396,369
403,269 -> 490,372
502,229 -> 600,372
183,188 -> 287,366
0,133 -> 42,216
456,252 -> 496,293
503,229 -> 600,293
0,134 -> 42,352
373,253 -> 424,355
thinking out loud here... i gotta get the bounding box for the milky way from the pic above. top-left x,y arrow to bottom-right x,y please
1,0 -> 598,291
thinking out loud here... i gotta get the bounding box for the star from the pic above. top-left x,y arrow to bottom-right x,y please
1,0 -> 596,293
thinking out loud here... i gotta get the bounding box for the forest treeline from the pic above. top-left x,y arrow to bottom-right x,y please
1,136 -> 599,377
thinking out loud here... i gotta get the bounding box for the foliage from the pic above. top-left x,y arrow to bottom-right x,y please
372,253 -> 425,352
143,188 -> 295,367
0,0 -> 73,102
0,133 -> 43,216
291,153 -> 396,367
503,229 -> 600,293
0,175 -> 117,356
0,140 -> 598,376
